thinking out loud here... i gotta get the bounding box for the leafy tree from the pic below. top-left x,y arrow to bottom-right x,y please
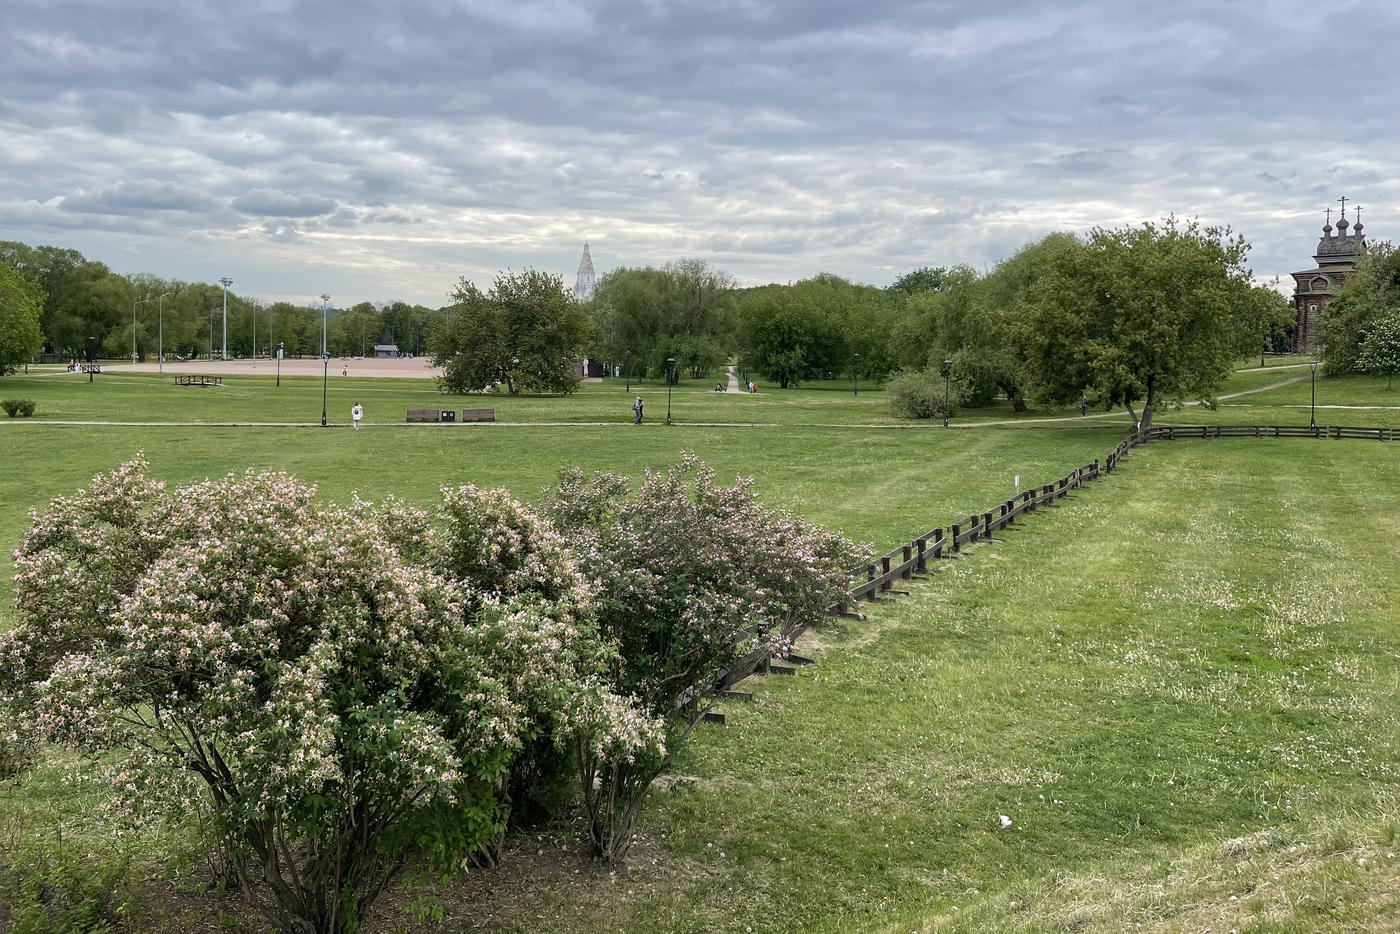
1015,217 -> 1285,430
590,267 -> 666,380
1319,241 -> 1400,374
887,266 -> 948,295
1357,310 -> 1400,389
591,259 -> 736,381
0,260 -> 44,375
433,269 -> 590,395
739,276 -> 848,387
336,301 -> 382,357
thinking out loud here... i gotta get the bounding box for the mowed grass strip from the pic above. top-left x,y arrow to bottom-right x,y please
0,421 -> 1123,614
435,440 -> 1400,933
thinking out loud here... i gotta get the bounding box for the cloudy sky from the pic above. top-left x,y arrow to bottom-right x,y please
2,0 -> 1396,306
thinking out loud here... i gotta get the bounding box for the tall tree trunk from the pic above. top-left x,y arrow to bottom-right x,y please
1140,373 -> 1157,432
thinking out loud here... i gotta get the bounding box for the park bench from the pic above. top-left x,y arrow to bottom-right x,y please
405,408 -> 496,423
174,375 -> 222,387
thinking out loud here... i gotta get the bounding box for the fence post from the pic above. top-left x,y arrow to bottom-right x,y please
951,523 -> 961,553
865,563 -> 876,599
933,527 -> 945,559
1092,458 -> 1100,478
983,511 -> 994,540
915,536 -> 928,571
880,555 -> 892,590
901,544 -> 912,579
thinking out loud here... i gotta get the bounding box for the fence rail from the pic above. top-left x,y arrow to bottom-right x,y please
687,423 -> 1397,718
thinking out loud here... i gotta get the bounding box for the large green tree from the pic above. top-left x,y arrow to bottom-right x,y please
0,261 -> 44,375
738,274 -> 852,388
1016,217 -> 1285,430
1319,241 -> 1400,375
432,269 -> 589,395
590,259 -> 736,381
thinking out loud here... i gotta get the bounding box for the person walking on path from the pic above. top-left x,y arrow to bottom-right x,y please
351,402 -> 363,430
632,396 -> 644,424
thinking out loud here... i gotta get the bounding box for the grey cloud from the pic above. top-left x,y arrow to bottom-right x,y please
0,0 -> 1397,304
59,180 -> 221,215
232,188 -> 338,217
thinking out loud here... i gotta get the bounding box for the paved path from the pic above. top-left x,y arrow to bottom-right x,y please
727,366 -> 741,392
0,374 -> 1319,432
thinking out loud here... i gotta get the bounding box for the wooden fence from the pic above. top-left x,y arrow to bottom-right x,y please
691,423 -> 1397,721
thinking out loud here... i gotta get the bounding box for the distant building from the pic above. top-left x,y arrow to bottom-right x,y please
573,242 -> 597,302
374,344 -> 399,358
1292,199 -> 1367,352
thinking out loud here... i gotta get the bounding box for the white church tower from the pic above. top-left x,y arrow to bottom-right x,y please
573,242 -> 596,302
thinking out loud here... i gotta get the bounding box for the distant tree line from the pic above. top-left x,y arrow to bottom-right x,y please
570,218 -> 1293,428
5,222 -> 1298,425
0,240 -> 446,365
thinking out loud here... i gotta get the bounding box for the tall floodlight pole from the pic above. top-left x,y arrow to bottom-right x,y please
853,352 -> 861,396
252,299 -> 259,359
320,294 -> 331,357
219,277 -> 233,361
131,296 -> 150,362
321,353 -> 330,426
157,292 -> 171,373
277,342 -> 284,387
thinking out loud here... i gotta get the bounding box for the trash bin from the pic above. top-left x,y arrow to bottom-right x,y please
440,410 -> 456,422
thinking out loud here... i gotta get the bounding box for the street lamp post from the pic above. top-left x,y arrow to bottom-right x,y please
208,306 -> 214,360
942,359 -> 953,429
252,299 -> 259,359
277,342 -> 284,387
853,352 -> 861,396
320,294 -> 331,357
665,357 -> 676,425
1310,359 -> 1319,432
321,353 -> 330,427
131,296 -> 150,362
157,292 -> 171,373
219,277 -> 233,361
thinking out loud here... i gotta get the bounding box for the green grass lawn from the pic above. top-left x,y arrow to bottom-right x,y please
3,363 -> 1400,931
426,439 -> 1400,933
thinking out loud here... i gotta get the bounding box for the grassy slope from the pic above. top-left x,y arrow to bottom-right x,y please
5,363 -> 1400,931
429,440 -> 1400,934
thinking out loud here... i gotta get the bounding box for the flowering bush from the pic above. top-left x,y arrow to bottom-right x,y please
547,454 -> 856,859
1,460 -> 659,933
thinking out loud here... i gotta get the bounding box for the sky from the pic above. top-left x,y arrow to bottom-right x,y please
1,0 -> 1396,307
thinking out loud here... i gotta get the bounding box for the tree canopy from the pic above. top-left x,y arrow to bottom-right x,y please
0,259 -> 44,376
1014,217 -> 1288,429
1320,240 -> 1400,375
589,259 -> 736,381
432,268 -> 590,395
